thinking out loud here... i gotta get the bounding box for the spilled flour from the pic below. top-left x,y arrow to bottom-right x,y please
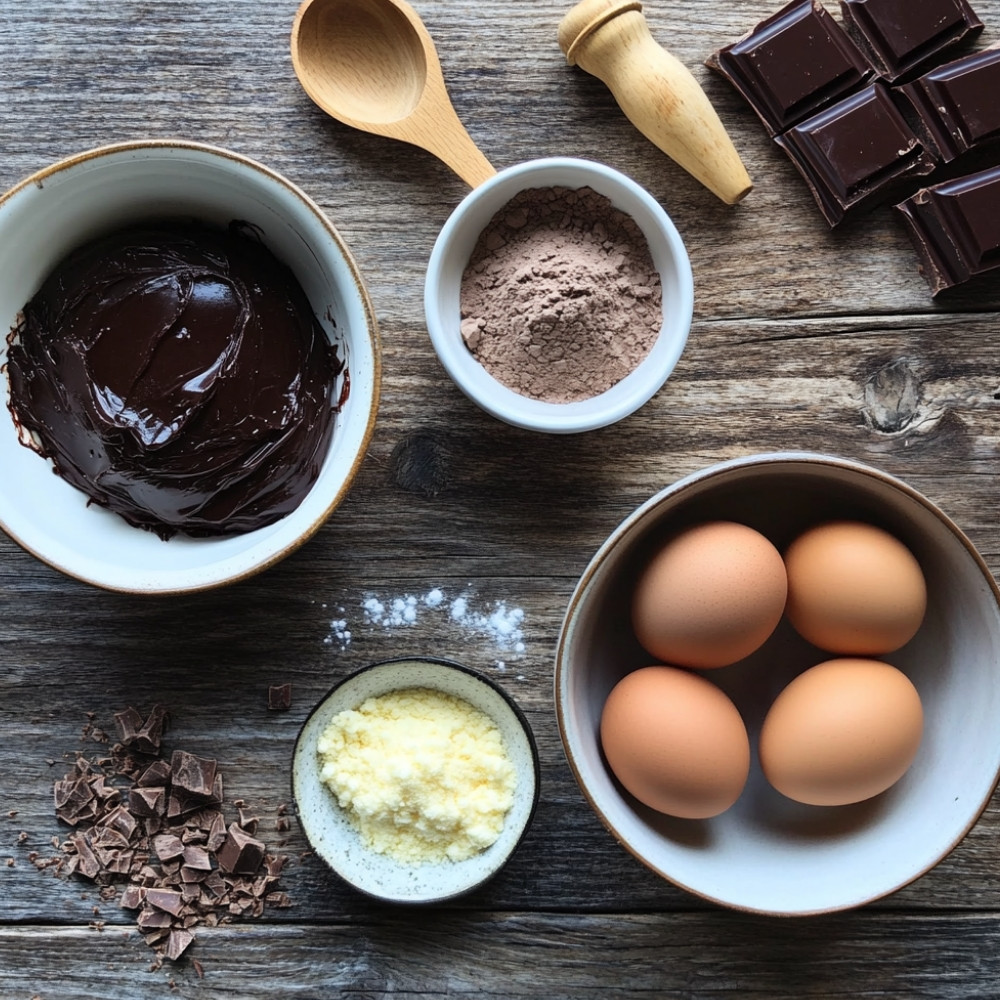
321,587 -> 528,672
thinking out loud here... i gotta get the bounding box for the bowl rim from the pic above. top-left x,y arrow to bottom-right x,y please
291,654 -> 542,904
424,155 -> 694,434
554,450 -> 1000,916
0,138 -> 382,595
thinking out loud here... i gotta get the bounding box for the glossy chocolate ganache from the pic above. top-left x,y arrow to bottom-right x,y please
5,221 -> 343,538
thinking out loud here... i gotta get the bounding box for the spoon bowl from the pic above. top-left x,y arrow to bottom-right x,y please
291,0 -> 496,187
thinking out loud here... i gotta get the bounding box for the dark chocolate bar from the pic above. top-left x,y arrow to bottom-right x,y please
898,43 -> 1000,162
774,82 -> 938,226
896,164 -> 1000,294
706,0 -> 873,135
840,0 -> 983,82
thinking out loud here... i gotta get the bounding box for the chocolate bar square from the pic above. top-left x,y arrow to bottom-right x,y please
896,164 -> 1000,294
775,83 -> 937,226
898,43 -> 1000,162
840,0 -> 983,81
707,0 -> 873,135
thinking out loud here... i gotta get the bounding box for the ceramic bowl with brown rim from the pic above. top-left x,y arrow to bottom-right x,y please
555,452 -> 1000,915
0,140 -> 380,594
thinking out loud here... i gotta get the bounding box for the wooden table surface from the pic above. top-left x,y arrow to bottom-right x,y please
2,0 -> 1000,996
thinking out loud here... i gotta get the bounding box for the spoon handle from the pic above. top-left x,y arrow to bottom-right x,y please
559,0 -> 752,205
404,79 -> 497,188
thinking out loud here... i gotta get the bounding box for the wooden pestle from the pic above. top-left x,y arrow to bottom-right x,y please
558,0 -> 752,204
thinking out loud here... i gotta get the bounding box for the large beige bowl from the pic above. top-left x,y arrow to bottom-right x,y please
556,452 -> 1000,915
0,140 -> 380,594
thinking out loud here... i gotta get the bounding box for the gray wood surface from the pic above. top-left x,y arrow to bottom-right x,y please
2,0 -> 999,996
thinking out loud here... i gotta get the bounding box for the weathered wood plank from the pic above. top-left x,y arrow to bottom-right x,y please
5,912 -> 1000,999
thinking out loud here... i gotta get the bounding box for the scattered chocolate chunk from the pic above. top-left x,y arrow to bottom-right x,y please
120,884 -> 145,910
170,751 -> 217,803
129,786 -> 166,818
166,928 -> 195,961
113,708 -> 144,745
42,707 -> 291,968
136,760 -> 172,788
152,834 -> 185,862
267,683 -> 292,711
146,887 -> 185,916
217,824 -> 266,876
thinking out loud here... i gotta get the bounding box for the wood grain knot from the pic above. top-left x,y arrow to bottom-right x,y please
390,432 -> 452,497
863,360 -> 922,434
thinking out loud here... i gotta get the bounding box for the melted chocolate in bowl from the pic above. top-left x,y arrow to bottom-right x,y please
5,221 -> 342,538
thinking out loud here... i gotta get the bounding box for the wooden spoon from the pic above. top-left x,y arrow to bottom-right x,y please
291,0 -> 496,188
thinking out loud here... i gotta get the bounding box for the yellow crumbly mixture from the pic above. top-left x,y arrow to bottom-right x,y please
316,687 -> 517,864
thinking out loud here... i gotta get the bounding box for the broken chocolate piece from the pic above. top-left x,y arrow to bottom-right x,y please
707,0 -> 873,134
113,707 -> 145,746
145,887 -> 185,916
170,751 -> 217,803
216,824 -> 266,876
898,43 -> 1000,162
47,708 -> 291,967
152,833 -> 186,862
840,0 -> 983,81
774,82 -> 937,225
268,683 -> 292,711
895,163 -> 1000,293
128,786 -> 166,818
136,759 -> 172,788
166,928 -> 195,961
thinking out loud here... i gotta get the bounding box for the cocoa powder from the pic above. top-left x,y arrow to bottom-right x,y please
459,186 -> 662,403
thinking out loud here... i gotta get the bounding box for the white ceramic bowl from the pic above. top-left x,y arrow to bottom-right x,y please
0,140 -> 380,594
556,452 -> 1000,915
293,657 -> 540,903
424,157 -> 693,433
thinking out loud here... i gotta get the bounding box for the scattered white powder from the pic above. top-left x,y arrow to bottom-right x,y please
323,607 -> 352,649
316,687 -> 517,864
322,587 -> 528,668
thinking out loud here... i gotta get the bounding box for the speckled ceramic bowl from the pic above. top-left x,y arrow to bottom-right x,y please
292,657 -> 540,904
424,157 -> 693,433
556,452 -> 1000,915
0,139 -> 381,594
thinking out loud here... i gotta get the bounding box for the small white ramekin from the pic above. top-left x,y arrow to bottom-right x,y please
424,157 -> 693,434
292,657 -> 540,904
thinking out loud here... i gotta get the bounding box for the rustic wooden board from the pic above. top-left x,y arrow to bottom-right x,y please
2,0 -> 1000,996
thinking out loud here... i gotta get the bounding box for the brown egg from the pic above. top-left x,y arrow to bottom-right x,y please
784,521 -> 927,654
759,657 -> 923,806
600,665 -> 750,819
631,521 -> 787,668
